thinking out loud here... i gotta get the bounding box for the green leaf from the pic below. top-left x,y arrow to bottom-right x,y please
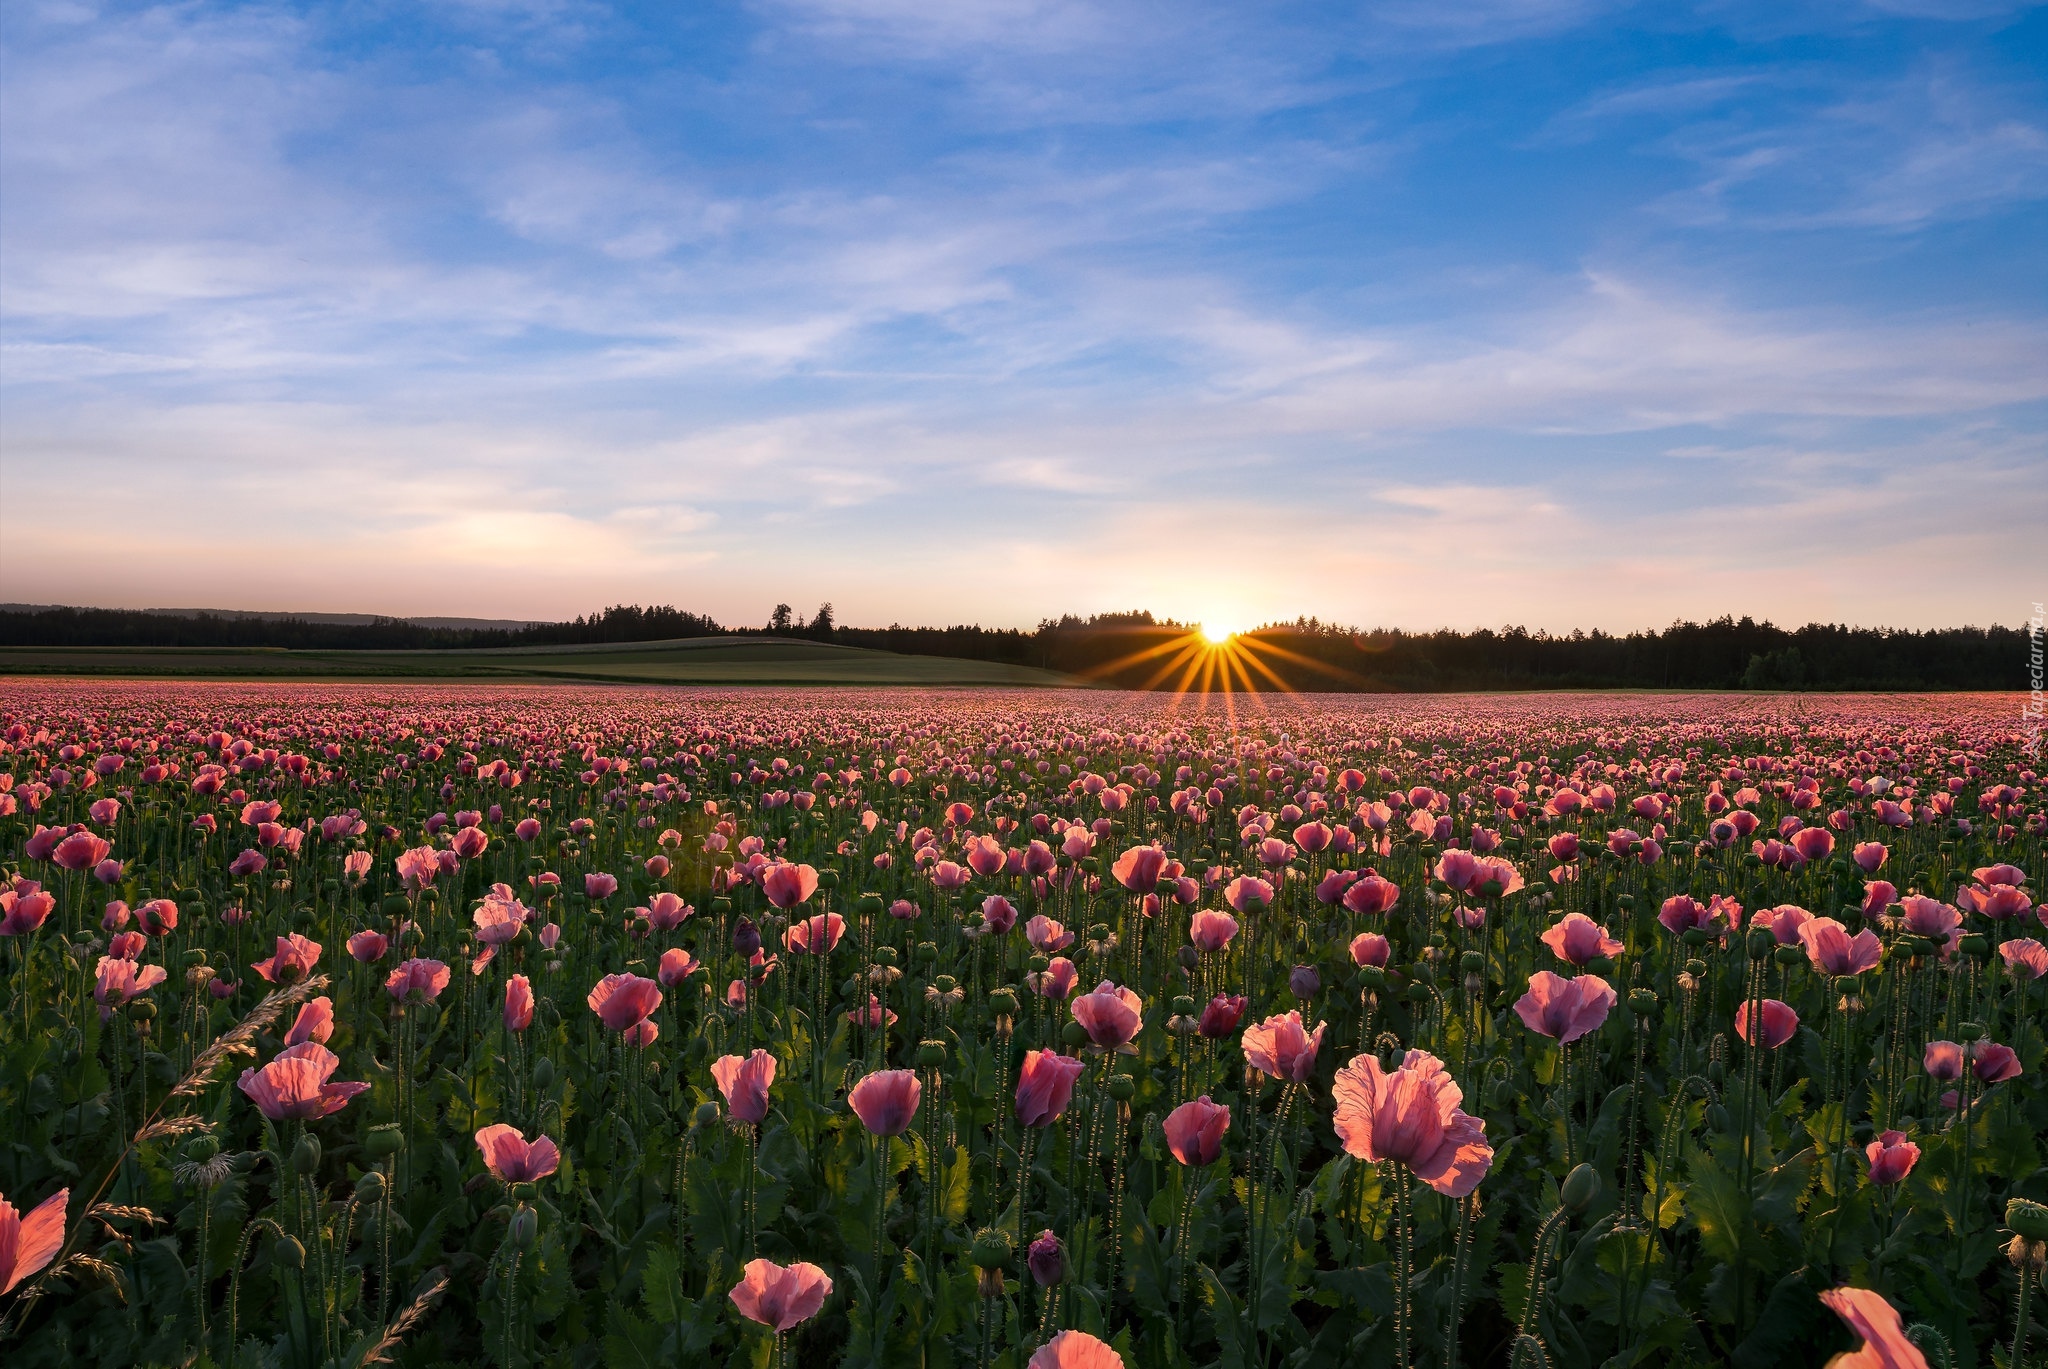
1683,1157 -> 1749,1266
641,1244 -> 682,1325
602,1304 -> 662,1369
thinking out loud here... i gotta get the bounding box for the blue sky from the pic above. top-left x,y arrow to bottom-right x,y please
2,0 -> 2044,632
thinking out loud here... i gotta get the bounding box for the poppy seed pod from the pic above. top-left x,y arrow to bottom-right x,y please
1106,1074 -> 1135,1102
2009,1199 -> 2048,1241
916,1040 -> 947,1069
1627,989 -> 1659,1016
365,1126 -> 403,1158
1061,1020 -> 1090,1049
988,988 -> 1020,1016
970,1228 -> 1012,1270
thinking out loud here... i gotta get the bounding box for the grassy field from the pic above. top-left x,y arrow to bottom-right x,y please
0,636 -> 1078,687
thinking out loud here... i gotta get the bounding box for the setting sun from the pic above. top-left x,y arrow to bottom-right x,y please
1198,622 -> 1236,645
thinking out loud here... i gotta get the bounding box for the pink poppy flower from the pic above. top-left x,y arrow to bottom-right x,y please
1240,1010 -> 1325,1082
385,958 -> 451,1002
283,996 -> 334,1046
1514,971 -> 1616,1044
504,974 -> 533,1031
1163,1095 -> 1230,1167
1331,1048 -> 1493,1198
587,973 -> 661,1030
237,1043 -> 369,1120
93,957 -> 166,1019
346,930 -> 388,963
1799,919 -> 1882,976
1224,876 -> 1272,913
1028,1328 -> 1124,1369
785,911 -> 845,955
761,862 -> 819,908
1027,915 -> 1075,954
848,1069 -> 922,1136
1070,981 -> 1143,1051
1540,913 -> 1623,966
1111,845 -> 1168,893
711,1049 -> 776,1125
1864,1131 -> 1919,1186
657,947 -> 700,987
728,1258 -> 831,1332
1734,1000 -> 1799,1049
1342,873 -> 1400,916
1349,932 -> 1390,968
0,1187 -> 69,1294
475,1123 -> 560,1183
250,934 -> 321,984
1014,1049 -> 1085,1126
1999,938 -> 2048,979
1199,993 -> 1247,1038
1819,1286 -> 1927,1369
1188,909 -> 1238,952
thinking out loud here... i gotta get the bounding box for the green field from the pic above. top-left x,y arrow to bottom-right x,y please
0,636 -> 1077,687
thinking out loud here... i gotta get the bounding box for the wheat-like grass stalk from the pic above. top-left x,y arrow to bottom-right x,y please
355,1267 -> 450,1367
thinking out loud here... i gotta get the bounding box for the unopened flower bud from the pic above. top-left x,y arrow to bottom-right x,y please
1560,1163 -> 1599,1213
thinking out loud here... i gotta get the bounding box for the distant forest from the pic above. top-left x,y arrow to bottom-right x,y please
0,602 -> 2028,692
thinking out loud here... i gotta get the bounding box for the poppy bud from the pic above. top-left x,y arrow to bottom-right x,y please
509,1204 -> 538,1250
292,1135 -> 321,1175
1487,1078 -> 1515,1109
532,1057 -> 555,1092
694,1101 -> 720,1129
355,1172 -> 386,1203
273,1235 -> 306,1270
1560,1163 -> 1599,1212
732,918 -> 762,957
1615,895 -> 1634,911
1177,945 -> 1199,970
1027,1231 -> 1065,1286
1290,965 -> 1321,999
1746,929 -> 1774,959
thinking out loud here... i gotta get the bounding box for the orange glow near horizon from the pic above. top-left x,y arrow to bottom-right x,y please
1078,622 -> 1366,700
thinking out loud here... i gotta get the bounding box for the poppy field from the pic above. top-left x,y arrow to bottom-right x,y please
0,681 -> 2042,1369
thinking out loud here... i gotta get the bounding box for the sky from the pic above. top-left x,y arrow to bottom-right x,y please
2,0 -> 2045,635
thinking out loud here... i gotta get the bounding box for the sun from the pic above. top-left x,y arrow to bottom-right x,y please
1197,621 -> 1237,645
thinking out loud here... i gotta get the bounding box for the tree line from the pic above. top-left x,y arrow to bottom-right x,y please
0,603 -> 2027,691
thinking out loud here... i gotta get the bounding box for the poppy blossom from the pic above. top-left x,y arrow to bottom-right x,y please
237,1043 -> 369,1120
1539,913 -> 1622,966
1014,1049 -> 1085,1126
1734,1000 -> 1799,1049
1028,1329 -> 1125,1368
1239,1011 -> 1326,1082
1163,1096 -> 1230,1167
386,958 -> 451,1002
1070,981 -> 1143,1051
728,1258 -> 832,1332
587,973 -> 661,1030
1514,971 -> 1616,1044
251,934 -> 321,984
0,1187 -> 69,1294
712,1049 -> 776,1124
848,1069 -> 922,1135
1819,1286 -> 1928,1369
1331,1048 -> 1492,1197
475,1123 -> 560,1183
